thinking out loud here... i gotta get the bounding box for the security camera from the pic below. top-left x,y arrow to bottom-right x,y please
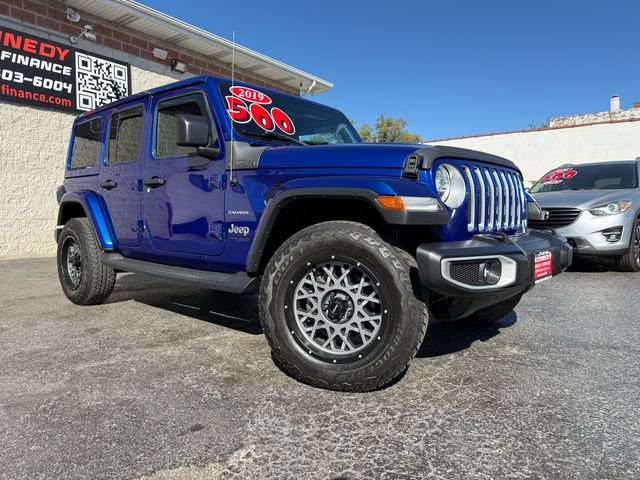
65,7 -> 81,23
70,25 -> 97,44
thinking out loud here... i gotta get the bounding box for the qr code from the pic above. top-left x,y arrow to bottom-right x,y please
75,52 -> 129,111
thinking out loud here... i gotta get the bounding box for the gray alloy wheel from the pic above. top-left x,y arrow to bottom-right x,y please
259,220 -> 428,392
292,260 -> 384,356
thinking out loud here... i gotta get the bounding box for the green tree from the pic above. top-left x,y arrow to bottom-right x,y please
355,115 -> 422,143
528,118 -> 551,129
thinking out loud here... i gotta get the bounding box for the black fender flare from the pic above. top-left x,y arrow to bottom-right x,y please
245,187 -> 449,273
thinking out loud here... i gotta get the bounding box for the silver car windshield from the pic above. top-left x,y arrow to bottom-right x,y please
530,164 -> 638,193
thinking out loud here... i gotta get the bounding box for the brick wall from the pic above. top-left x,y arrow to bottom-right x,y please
0,0 -> 299,258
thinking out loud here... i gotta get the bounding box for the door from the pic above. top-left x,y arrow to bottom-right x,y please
99,103 -> 146,247
143,89 -> 225,257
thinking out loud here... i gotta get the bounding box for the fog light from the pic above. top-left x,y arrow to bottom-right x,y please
480,259 -> 502,285
602,226 -> 622,243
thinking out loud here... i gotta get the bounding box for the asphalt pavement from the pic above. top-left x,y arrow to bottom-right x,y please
0,257 -> 638,479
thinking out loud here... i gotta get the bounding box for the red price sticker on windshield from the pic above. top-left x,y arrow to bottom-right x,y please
534,250 -> 553,283
225,86 -> 296,135
540,168 -> 577,185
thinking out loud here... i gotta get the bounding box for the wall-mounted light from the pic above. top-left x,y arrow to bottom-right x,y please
171,58 -> 188,74
152,47 -> 168,60
65,7 -> 81,23
70,25 -> 96,44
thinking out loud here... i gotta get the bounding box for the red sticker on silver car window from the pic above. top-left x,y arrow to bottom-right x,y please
540,168 -> 577,185
225,87 -> 296,135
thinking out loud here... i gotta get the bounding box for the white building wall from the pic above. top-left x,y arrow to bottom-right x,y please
425,120 -> 640,184
0,64 -> 175,258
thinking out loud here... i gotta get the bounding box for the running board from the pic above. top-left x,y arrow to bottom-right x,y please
102,253 -> 259,294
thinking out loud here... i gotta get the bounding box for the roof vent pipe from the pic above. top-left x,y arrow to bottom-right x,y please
610,95 -> 620,113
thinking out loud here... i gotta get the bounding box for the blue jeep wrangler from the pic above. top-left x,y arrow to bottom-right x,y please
55,75 -> 572,391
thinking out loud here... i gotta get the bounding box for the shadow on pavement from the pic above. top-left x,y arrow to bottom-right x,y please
107,273 -> 262,335
566,256 -> 619,273
105,273 -> 519,360
416,311 -> 517,358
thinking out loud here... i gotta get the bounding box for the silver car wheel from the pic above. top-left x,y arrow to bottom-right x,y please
293,260 -> 383,355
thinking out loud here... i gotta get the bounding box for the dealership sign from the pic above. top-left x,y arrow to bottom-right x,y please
0,26 -> 131,114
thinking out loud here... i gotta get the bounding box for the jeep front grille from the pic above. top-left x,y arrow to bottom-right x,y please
528,207 -> 581,229
460,165 -> 526,233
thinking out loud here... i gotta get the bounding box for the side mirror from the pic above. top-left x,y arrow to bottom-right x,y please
176,114 -> 220,164
176,114 -> 211,148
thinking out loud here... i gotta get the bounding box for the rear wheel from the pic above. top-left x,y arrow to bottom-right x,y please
57,218 -> 115,305
616,219 -> 640,272
259,221 -> 428,392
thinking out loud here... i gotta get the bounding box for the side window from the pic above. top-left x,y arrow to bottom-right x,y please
155,94 -> 215,158
108,107 -> 144,165
70,117 -> 102,169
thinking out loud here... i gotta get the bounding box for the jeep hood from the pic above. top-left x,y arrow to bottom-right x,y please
256,143 -> 422,170
532,189 -> 635,209
254,143 -> 520,173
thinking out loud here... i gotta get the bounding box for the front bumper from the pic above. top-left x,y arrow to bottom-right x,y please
549,211 -> 635,256
416,230 -> 572,319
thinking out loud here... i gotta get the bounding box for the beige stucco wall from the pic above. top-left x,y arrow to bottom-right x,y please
0,65 -> 174,258
425,120 -> 640,184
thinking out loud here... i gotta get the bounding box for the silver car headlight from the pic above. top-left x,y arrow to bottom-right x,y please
435,164 -> 466,209
588,200 -> 631,216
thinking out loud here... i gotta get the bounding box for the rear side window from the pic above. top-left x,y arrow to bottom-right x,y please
155,94 -> 214,158
70,117 -> 102,169
108,107 -> 144,165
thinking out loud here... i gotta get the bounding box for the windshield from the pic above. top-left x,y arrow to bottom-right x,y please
530,164 -> 639,193
218,82 -> 360,145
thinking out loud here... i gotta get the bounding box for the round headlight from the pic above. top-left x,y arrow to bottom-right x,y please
434,163 -> 467,208
434,164 -> 466,209
435,166 -> 451,200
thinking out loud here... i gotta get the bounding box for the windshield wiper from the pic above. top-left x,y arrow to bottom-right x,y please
240,130 -> 307,146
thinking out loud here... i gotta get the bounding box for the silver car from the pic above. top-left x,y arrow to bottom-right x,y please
529,160 -> 640,272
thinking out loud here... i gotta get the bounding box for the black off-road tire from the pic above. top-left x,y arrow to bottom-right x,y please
259,221 -> 428,392
458,294 -> 522,324
616,218 -> 640,272
57,217 -> 116,305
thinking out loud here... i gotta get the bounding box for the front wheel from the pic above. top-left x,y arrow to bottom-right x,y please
616,219 -> 640,272
259,221 -> 428,392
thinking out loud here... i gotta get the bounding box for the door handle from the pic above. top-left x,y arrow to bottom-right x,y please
143,177 -> 166,188
99,179 -> 118,190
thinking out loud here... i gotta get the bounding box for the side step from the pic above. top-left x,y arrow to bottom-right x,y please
102,253 -> 260,294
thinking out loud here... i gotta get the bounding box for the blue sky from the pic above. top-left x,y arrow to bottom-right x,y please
143,0 -> 639,140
